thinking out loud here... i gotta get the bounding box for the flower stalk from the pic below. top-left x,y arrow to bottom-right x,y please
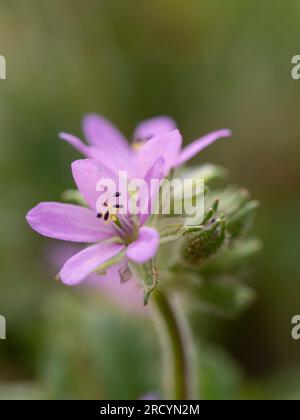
151,289 -> 196,400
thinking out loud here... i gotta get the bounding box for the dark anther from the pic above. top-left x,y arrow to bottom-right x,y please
211,218 -> 216,223
97,213 -> 103,219
104,211 -> 110,221
113,204 -> 123,209
113,192 -> 121,197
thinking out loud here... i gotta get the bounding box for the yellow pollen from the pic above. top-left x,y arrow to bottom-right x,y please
132,142 -> 145,152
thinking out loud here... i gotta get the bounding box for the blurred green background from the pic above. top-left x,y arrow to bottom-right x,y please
0,0 -> 300,400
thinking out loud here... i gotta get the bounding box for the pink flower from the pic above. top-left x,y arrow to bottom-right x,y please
27,114 -> 231,306
59,113 -> 231,177
26,158 -> 164,286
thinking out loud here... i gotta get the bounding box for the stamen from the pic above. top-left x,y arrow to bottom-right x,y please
97,198 -> 122,226
113,192 -> 121,197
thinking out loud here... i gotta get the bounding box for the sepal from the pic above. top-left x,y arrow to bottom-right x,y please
129,259 -> 158,305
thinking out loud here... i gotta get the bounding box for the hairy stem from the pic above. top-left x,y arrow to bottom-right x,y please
151,290 -> 197,400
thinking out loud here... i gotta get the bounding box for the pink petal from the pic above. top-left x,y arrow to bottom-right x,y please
26,202 -> 113,242
60,242 -> 125,285
177,129 -> 232,166
126,227 -> 160,264
133,116 -> 177,141
83,113 -> 131,155
137,129 -> 182,177
71,159 -> 118,211
60,131 -> 131,174
139,157 -> 164,225
59,132 -> 101,159
48,242 -> 147,314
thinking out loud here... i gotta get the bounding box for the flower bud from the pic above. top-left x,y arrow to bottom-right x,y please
183,217 -> 226,265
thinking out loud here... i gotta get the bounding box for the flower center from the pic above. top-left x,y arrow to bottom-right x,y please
96,192 -> 123,226
96,192 -> 140,244
132,141 -> 146,152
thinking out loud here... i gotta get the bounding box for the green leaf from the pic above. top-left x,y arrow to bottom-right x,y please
206,187 -> 250,215
227,200 -> 260,238
178,164 -> 228,186
195,280 -> 256,318
201,238 -> 262,275
202,199 -> 219,225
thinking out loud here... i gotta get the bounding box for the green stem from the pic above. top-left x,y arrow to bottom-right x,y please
151,290 -> 196,400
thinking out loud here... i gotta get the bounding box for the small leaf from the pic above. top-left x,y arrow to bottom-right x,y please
202,199 -> 219,225
227,200 -> 260,238
195,280 -> 256,318
178,164 -> 228,185
201,238 -> 262,275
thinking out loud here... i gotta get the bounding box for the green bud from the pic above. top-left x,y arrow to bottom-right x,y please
183,218 -> 226,265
